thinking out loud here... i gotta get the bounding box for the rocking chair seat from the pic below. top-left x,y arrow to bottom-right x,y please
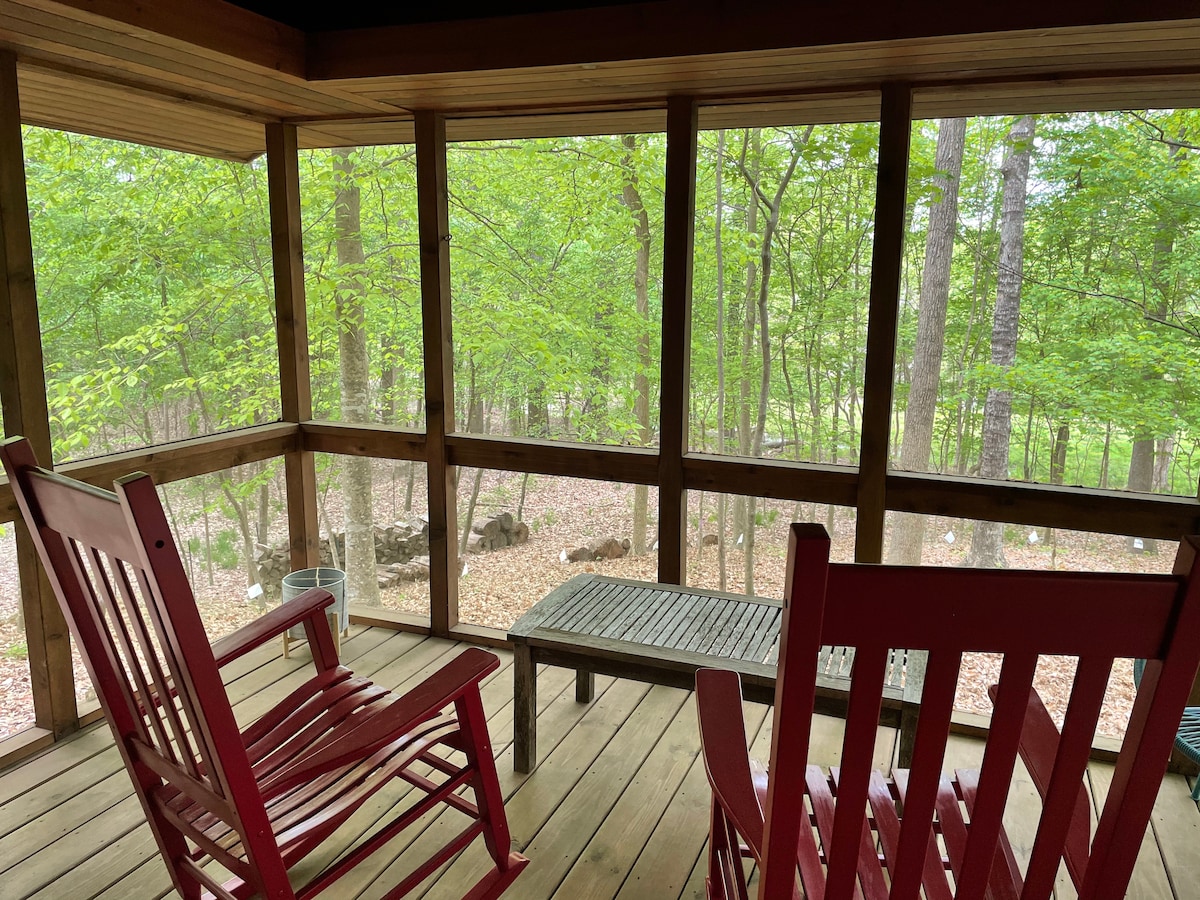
170,651 -> 496,870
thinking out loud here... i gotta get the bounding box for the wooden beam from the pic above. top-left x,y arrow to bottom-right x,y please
0,49 -> 75,736
302,421 -> 426,460
55,422 -> 296,485
854,83 -> 912,563
0,424 -> 298,520
309,1 -> 1200,80
447,434 -> 657,485
657,95 -> 697,585
41,0 -> 306,79
266,122 -> 319,571
885,472 -> 1200,542
415,110 -> 458,637
684,455 -> 859,508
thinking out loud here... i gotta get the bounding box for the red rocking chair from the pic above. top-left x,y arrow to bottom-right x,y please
697,523 -> 1200,899
1,436 -> 528,900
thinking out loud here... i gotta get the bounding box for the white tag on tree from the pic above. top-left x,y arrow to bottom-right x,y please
247,583 -> 264,600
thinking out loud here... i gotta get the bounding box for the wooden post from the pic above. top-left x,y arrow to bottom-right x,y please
854,83 -> 912,564
416,110 -> 459,636
266,123 -> 319,575
658,95 -> 698,585
0,51 -> 77,736
513,641 -> 537,773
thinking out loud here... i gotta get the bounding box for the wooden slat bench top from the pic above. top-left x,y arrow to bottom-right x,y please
512,575 -> 784,667
509,574 -> 924,773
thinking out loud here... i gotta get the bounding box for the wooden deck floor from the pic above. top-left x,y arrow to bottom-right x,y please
2,625 -> 1200,899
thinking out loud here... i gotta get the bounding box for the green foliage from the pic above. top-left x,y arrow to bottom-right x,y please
21,109 -> 1200,517
4,641 -> 27,661
211,529 -> 240,570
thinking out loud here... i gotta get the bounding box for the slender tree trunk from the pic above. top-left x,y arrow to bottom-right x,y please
739,126 -> 807,593
621,134 -> 654,555
965,116 -> 1034,569
1154,437 -> 1174,493
1127,142 -> 1180,552
890,118 -> 966,565
458,387 -> 486,556
736,130 -> 759,587
333,147 -> 380,604
1049,424 -> 1069,484
716,130 -> 729,591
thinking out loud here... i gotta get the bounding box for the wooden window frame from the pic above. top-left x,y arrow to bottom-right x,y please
3,76 -> 1200,770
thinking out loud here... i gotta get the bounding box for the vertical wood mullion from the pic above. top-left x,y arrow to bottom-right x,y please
657,96 -> 697,585
0,50 -> 76,736
416,111 -> 458,635
854,82 -> 912,563
265,122 -> 319,571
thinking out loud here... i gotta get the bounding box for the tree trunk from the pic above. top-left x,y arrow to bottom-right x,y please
333,147 -> 380,605
889,118 -> 966,565
715,130 -> 729,591
1127,142 -> 1180,553
621,134 -> 653,556
965,116 -> 1034,569
736,130 -> 760,587
458,391 -> 486,556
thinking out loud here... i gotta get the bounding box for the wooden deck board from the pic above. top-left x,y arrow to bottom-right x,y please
1090,760 -> 1174,899
0,627 -> 1196,900
554,695 -> 700,900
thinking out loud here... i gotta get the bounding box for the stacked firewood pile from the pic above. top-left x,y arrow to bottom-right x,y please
465,513 -> 530,554
255,517 -> 433,593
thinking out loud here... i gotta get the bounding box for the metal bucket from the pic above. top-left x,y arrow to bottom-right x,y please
282,567 -> 348,639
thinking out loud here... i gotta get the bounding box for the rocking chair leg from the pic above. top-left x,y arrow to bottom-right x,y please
455,689 -> 524,870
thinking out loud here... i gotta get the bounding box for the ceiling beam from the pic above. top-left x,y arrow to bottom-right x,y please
308,0 -> 1200,80
36,0 -> 306,77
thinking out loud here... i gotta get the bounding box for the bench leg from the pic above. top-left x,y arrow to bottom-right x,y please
575,669 -> 594,703
513,642 -> 537,774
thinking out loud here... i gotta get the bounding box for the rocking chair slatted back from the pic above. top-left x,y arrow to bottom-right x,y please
5,438 -> 287,886
3,436 -> 528,899
698,522 -> 1200,900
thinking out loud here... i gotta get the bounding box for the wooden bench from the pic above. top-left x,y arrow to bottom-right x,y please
508,574 -> 925,773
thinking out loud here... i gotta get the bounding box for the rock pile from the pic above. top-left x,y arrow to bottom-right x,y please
565,537 -> 631,562
255,517 -> 432,593
255,513 -> 530,592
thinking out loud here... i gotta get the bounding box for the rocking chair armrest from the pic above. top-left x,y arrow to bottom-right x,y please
212,587 -> 336,667
696,667 -> 766,856
263,647 -> 502,796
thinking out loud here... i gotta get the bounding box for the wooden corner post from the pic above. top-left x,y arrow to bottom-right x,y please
658,96 -> 698,585
416,111 -> 459,636
0,50 -> 77,736
854,83 -> 912,563
266,122 -> 319,574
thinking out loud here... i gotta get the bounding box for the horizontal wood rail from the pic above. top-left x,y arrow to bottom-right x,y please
0,423 -> 298,520
886,471 -> 1200,542
301,421 -> 425,459
448,434 -> 659,484
2,420 -> 1196,543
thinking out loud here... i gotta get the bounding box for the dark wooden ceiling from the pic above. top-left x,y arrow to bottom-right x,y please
223,1 -> 649,32
1,1 -> 1199,161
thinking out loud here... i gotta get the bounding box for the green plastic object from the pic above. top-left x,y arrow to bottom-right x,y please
1134,657 -> 1200,801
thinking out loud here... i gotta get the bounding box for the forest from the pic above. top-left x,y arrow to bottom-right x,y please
15,108 -> 1200,610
